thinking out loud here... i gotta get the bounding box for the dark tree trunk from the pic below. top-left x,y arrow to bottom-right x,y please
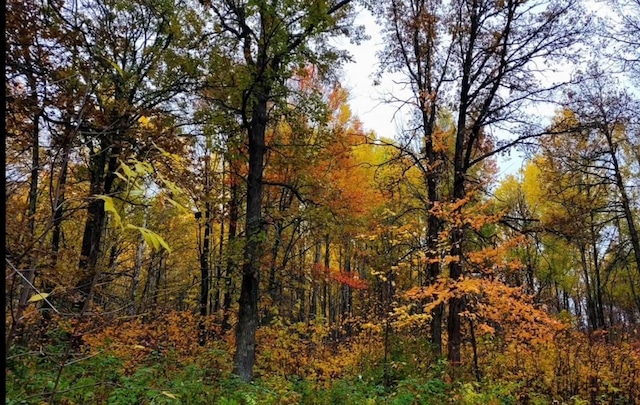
448,82 -> 471,364
199,154 -> 212,344
222,175 -> 239,333
234,95 -> 267,382
214,208 -> 225,314
310,240 -> 321,321
268,224 -> 282,307
342,242 -> 352,319
130,210 -> 146,315
589,217 -> 605,330
51,141 -> 70,261
298,244 -> 307,322
7,95 -> 41,349
426,133 -> 443,356
41,137 -> 71,325
324,234 -> 332,326
76,135 -> 121,309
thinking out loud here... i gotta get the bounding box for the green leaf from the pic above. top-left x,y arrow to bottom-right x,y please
28,293 -> 50,303
165,196 -> 190,213
107,58 -> 125,78
114,171 -> 129,182
127,188 -> 146,199
133,160 -> 154,175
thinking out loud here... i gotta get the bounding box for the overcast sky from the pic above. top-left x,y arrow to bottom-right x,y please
338,7 -> 527,178
339,8 -> 407,141
338,3 -> 622,179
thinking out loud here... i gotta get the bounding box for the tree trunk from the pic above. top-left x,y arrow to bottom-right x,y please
298,244 -> 307,322
222,173 -> 239,333
310,240 -> 321,321
51,140 -> 71,263
76,135 -> 121,310
427,180 -> 443,356
580,245 -> 597,331
447,101 -> 469,365
234,95 -> 267,382
39,136 -> 72,330
130,209 -> 147,315
342,242 -> 352,319
324,234 -> 333,326
214,206 -> 225,314
589,216 -> 605,330
199,155 -> 212,344
605,131 -> 640,280
7,95 -> 41,349
268,224 -> 282,309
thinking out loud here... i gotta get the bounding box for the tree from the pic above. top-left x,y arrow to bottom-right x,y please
445,0 -> 589,363
6,0 -> 68,347
207,0 -> 359,381
50,0 -> 205,310
373,0 -> 588,363
564,71 -> 640,283
604,0 -> 640,84
373,0 -> 451,355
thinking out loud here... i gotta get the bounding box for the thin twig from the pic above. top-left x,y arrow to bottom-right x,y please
5,259 -> 60,315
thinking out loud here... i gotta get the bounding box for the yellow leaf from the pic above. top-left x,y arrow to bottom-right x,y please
107,58 -> 125,78
96,195 -> 122,229
120,162 -> 136,179
28,293 -> 50,303
138,116 -> 154,129
126,224 -> 172,253
161,391 -> 177,399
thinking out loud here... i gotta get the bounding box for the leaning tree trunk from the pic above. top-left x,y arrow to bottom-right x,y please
605,131 -> 640,281
6,89 -> 42,349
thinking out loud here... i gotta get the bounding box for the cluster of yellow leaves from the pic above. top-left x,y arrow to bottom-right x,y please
255,320 -> 382,385
478,328 -> 640,402
391,304 -> 432,330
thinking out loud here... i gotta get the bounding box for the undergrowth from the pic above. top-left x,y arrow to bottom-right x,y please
5,311 -> 640,404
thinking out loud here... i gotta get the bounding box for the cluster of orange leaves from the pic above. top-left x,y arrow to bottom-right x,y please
81,311 -> 217,374
404,276 -> 563,342
312,263 -> 368,290
402,277 -> 640,401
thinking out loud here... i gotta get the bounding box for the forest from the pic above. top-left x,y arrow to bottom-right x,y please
5,0 -> 640,403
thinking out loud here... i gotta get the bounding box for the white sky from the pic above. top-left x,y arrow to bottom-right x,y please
339,8 -> 409,141
339,2 -> 631,180
339,8 -> 527,178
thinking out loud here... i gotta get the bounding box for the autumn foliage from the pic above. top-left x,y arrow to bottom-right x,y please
6,0 -> 640,403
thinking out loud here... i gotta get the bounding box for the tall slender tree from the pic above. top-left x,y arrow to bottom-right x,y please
207,0 -> 358,381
